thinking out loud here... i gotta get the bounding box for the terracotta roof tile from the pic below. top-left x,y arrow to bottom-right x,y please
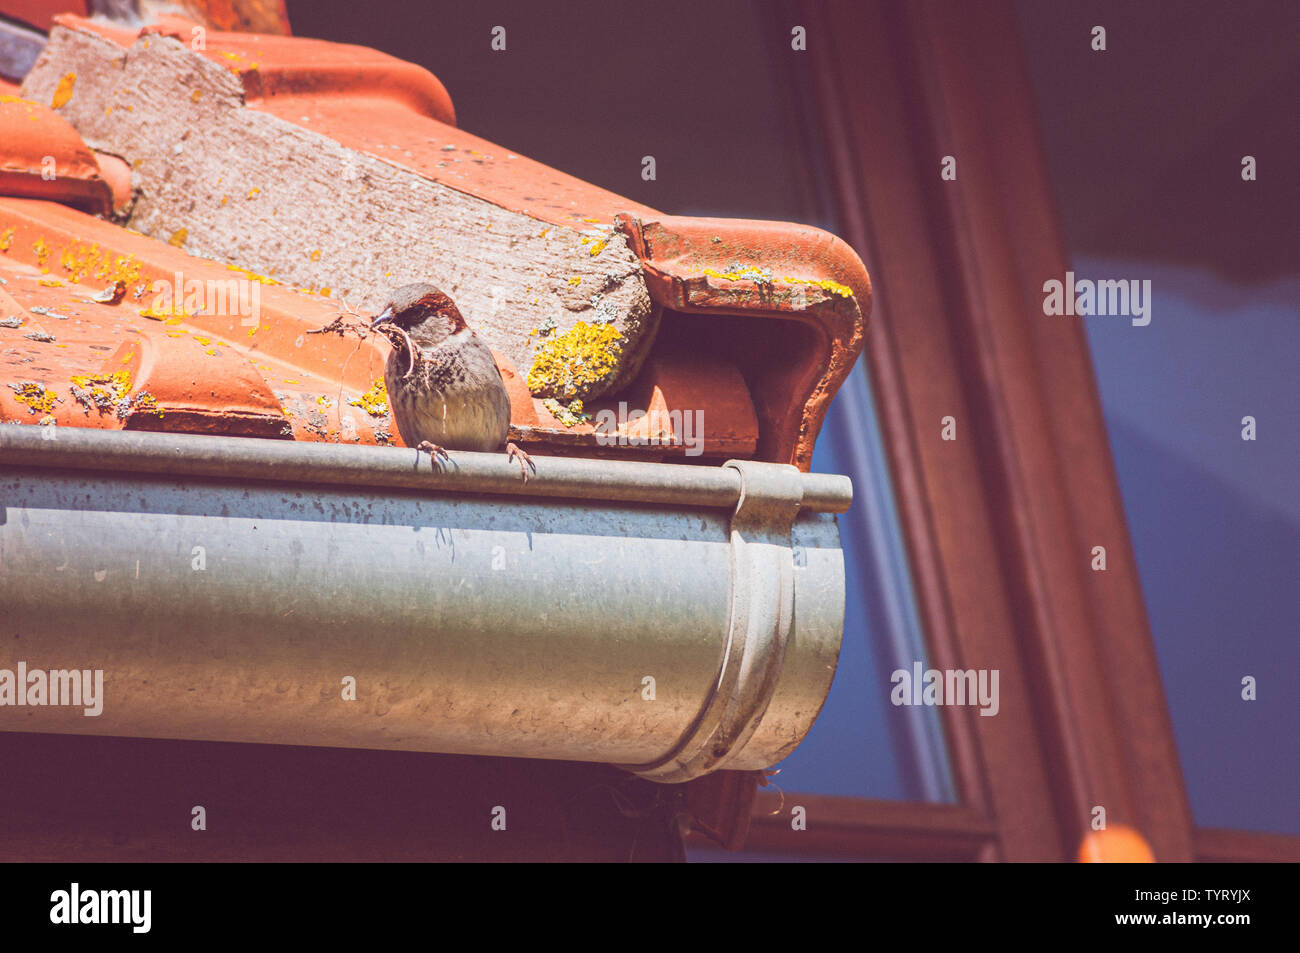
0,196 -> 761,455
0,11 -> 869,468
2,0 -> 87,32
0,95 -> 112,213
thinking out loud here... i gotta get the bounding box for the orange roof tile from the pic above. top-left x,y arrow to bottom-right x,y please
0,196 -> 759,454
0,12 -> 869,468
0,95 -> 112,213
2,0 -> 86,31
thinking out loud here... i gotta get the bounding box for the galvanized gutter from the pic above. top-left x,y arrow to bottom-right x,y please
0,425 -> 851,512
0,425 -> 848,782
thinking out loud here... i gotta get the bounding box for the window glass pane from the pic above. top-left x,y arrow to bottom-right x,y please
1018,0 -> 1300,834
777,360 -> 955,803
1078,258 -> 1300,834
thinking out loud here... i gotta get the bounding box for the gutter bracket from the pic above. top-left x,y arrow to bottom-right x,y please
624,459 -> 804,783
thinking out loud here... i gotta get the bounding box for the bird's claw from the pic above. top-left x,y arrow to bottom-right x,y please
417,441 -> 451,472
506,442 -> 535,483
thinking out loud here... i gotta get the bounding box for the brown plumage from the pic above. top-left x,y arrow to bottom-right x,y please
371,283 -> 534,479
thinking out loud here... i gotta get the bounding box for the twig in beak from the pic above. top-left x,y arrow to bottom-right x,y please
394,324 -> 418,379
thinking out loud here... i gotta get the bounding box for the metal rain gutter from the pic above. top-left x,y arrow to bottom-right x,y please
0,425 -> 848,782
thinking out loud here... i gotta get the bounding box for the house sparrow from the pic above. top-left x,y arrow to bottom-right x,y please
371,283 -> 534,480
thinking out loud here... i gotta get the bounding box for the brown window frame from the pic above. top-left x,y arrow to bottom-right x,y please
697,0 -> 1300,863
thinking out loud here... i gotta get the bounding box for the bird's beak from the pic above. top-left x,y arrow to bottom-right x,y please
370,305 -> 395,328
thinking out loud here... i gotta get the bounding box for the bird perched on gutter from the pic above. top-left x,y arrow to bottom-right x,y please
371,283 -> 535,480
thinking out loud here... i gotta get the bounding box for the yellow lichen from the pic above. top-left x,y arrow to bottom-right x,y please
247,187 -> 260,199
0,227 -> 14,251
701,264 -> 854,300
168,227 -> 188,247
57,242 -> 142,287
69,369 -> 132,412
526,321 -> 623,400
38,278 -> 63,287
226,264 -> 277,285
542,397 -> 591,428
133,392 -> 163,417
11,381 -> 56,415
348,378 -> 389,417
310,249 -> 321,261
589,239 -> 609,257
51,72 -> 76,109
703,264 -> 772,284
33,238 -> 49,268
191,89 -> 203,103
782,275 -> 854,298
567,276 -> 581,287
